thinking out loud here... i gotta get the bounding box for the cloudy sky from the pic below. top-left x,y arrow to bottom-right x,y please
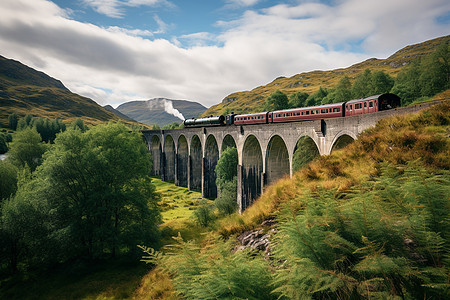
0,0 -> 449,108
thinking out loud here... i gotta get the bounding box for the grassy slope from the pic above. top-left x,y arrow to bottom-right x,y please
136,98 -> 449,299
202,35 -> 449,117
0,55 -> 148,128
219,97 -> 450,237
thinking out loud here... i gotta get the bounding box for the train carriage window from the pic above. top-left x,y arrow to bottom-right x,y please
369,102 -> 373,108
364,102 -> 367,108
306,111 -> 310,115
316,110 -> 319,114
350,105 -> 353,111
311,110 -> 315,114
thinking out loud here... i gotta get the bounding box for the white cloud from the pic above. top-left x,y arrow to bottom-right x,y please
82,0 -> 124,18
105,14 -> 168,37
82,0 -> 173,18
225,0 -> 261,8
106,26 -> 155,37
0,0 -> 448,108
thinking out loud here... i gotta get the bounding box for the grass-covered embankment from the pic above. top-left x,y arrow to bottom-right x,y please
141,100 -> 449,299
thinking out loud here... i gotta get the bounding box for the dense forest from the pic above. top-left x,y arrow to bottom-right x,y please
0,121 -> 161,275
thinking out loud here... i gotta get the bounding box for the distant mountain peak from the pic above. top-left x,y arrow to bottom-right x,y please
116,98 -> 207,126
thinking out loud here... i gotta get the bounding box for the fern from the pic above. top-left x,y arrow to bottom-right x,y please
272,164 -> 450,299
142,233 -> 276,299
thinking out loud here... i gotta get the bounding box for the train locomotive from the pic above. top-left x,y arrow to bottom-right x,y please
184,93 -> 401,128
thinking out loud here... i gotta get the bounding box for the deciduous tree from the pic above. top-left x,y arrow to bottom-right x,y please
265,90 -> 289,111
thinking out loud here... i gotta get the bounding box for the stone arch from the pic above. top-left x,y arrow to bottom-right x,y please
241,135 -> 263,211
164,135 -> 175,181
266,135 -> 289,185
177,135 -> 188,187
204,134 -> 219,198
331,131 -> 357,153
222,134 -> 237,152
150,135 -> 162,176
292,135 -> 320,173
189,135 -> 202,191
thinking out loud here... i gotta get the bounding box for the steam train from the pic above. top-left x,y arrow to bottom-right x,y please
184,93 -> 401,128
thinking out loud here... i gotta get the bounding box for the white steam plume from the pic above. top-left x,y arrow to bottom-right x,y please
163,100 -> 185,121
146,98 -> 185,121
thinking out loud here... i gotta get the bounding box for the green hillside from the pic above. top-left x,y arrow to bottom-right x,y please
0,55 -> 145,128
203,35 -> 449,116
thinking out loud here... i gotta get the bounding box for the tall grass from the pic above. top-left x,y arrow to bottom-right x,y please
145,101 -> 449,299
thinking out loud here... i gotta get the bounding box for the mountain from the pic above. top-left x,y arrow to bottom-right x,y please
202,35 -> 449,117
0,55 -> 143,128
103,104 -> 137,122
116,98 -> 207,127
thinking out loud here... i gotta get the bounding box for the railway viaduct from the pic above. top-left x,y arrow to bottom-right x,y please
142,103 -> 433,212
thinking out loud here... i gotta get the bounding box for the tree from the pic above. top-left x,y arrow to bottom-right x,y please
215,177 -> 238,215
265,90 -> 289,111
162,122 -> 181,130
215,147 -> 238,215
0,160 -> 17,201
215,147 -> 238,189
292,137 -> 320,172
70,118 -> 87,132
1,168 -> 52,273
37,123 -> 160,258
0,134 -> 8,154
288,92 -> 309,108
332,76 -> 352,103
391,61 -> 422,105
391,41 -> 449,105
419,40 -> 449,96
7,128 -> 47,172
352,69 -> 373,98
370,71 -> 394,95
306,87 -> 328,106
8,113 -> 18,130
